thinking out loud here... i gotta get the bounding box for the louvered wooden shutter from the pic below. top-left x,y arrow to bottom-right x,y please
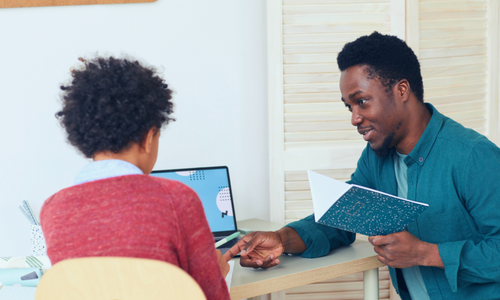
267,0 -> 499,299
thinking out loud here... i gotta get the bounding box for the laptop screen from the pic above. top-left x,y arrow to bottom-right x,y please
150,166 -> 237,237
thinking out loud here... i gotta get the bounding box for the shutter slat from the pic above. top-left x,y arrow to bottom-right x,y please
284,31 -> 391,44
283,4 -> 389,15
283,23 -> 390,35
285,130 -> 360,143
420,10 -> 486,21
420,36 -> 486,49
420,45 -> 486,59
285,121 -> 354,133
422,63 -> 486,78
420,2 -> 486,12
284,0 -> 389,4
285,93 -> 341,103
420,18 -> 486,30
423,73 -> 486,88
420,55 -> 487,68
284,73 -> 340,84
283,13 -> 390,25
284,83 -> 339,94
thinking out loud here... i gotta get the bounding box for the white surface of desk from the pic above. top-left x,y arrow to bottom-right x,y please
231,219 -> 384,300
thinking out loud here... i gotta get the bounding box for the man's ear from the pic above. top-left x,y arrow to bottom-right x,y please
395,79 -> 410,103
141,127 -> 157,154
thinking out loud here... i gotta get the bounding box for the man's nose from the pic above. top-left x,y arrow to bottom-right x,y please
351,109 -> 363,126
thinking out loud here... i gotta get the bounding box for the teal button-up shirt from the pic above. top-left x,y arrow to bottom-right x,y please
287,104 -> 500,299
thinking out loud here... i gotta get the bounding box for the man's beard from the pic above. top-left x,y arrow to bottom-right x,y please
372,131 -> 395,157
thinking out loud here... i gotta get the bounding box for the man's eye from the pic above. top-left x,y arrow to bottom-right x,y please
358,99 -> 368,106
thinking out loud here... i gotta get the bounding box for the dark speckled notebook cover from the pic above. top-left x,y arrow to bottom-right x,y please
308,171 -> 428,236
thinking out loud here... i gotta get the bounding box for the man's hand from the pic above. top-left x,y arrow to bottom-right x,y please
224,231 -> 284,269
216,249 -> 230,277
369,231 -> 443,269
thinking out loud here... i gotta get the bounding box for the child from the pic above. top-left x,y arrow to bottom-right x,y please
40,56 -> 230,300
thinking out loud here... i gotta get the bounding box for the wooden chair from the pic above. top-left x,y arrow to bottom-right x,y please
35,257 -> 206,300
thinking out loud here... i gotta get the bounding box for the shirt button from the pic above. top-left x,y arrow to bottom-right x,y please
419,157 -> 424,162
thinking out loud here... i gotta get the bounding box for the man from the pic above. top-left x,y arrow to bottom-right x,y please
226,32 -> 500,299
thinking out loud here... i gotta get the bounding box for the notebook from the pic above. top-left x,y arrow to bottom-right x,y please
151,166 -> 241,254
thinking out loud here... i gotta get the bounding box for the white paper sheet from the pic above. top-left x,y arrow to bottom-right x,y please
225,260 -> 235,291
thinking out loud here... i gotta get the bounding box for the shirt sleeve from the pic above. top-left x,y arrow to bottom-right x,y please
286,214 -> 355,258
169,183 -> 231,300
283,147 -> 377,258
439,140 -> 500,292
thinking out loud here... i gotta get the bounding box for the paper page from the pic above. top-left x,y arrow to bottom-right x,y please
0,286 -> 36,300
308,170 -> 351,221
225,260 -> 235,292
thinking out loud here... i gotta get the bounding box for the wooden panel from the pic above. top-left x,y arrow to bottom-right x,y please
284,0 -> 390,4
283,23 -> 391,35
286,290 -> 390,300
283,44 -> 345,54
284,93 -> 341,103
420,45 -> 486,59
426,92 -> 486,105
420,10 -> 486,21
283,32 -> 391,44
284,112 -> 349,123
284,73 -> 340,84
423,73 -> 487,88
284,83 -> 339,94
283,13 -> 390,25
1,0 -> 154,8
285,130 -> 361,143
283,4 -> 389,15
286,279 -> 391,294
420,1 -> 487,11
419,55 -> 487,69
284,102 -> 345,113
285,121 -> 354,132
420,37 -> 486,49
284,54 -> 338,64
420,18 -> 486,30
420,28 -> 486,40
425,82 -> 487,97
422,64 -> 486,78
285,169 -> 354,181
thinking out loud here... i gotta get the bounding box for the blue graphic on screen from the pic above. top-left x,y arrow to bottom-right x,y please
151,168 -> 235,233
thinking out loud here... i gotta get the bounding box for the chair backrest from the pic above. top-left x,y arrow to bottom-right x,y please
35,257 -> 206,300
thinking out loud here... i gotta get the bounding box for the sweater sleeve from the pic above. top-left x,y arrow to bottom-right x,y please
168,182 -> 230,300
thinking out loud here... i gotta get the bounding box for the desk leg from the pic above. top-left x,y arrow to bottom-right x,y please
363,268 -> 379,300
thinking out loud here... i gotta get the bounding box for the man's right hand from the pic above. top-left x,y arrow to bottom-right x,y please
225,231 -> 284,269
224,227 -> 307,269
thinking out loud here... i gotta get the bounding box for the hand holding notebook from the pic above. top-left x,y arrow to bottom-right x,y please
308,170 -> 428,236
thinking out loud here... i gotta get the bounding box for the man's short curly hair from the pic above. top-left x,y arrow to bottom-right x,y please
337,31 -> 424,102
56,56 -> 174,158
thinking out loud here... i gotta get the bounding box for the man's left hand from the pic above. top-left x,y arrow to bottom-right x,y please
368,231 -> 444,269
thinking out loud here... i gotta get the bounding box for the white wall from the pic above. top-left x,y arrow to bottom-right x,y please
0,0 -> 269,256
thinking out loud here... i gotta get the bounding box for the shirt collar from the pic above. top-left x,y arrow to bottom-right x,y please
406,103 -> 444,166
74,159 -> 143,185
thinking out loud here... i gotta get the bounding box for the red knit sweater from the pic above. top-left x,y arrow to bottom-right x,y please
40,175 -> 230,300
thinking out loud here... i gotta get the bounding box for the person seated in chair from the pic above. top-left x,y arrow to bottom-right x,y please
40,56 -> 230,300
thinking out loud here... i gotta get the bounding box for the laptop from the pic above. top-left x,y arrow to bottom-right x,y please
150,166 -> 241,255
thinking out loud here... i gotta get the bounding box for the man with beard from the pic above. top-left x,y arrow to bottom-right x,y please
225,32 -> 500,299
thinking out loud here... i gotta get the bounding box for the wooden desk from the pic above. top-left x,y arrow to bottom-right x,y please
230,219 -> 385,300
